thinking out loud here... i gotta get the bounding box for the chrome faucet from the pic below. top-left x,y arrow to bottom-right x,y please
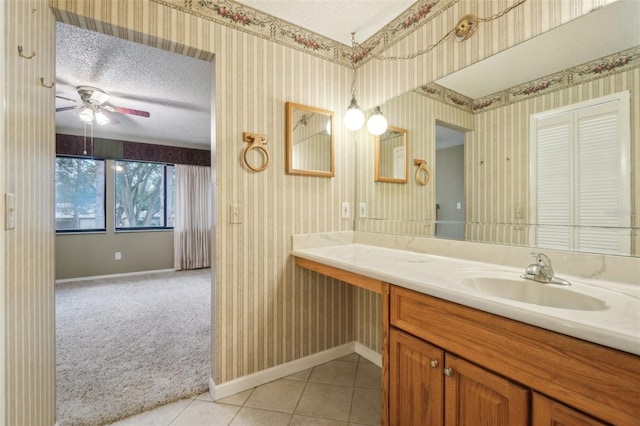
521,253 -> 571,286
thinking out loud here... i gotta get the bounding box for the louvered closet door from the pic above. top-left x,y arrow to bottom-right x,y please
575,102 -> 629,254
533,92 -> 630,255
535,113 -> 572,250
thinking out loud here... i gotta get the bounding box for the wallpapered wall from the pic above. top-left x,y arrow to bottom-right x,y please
3,1 -> 56,425
4,0 -> 610,422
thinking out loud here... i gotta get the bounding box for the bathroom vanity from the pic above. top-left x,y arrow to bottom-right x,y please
292,238 -> 640,426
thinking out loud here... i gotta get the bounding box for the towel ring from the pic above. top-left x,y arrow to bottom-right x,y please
414,159 -> 430,186
242,132 -> 270,172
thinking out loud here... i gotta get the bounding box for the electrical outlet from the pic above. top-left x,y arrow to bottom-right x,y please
341,202 -> 350,218
456,202 -> 462,210
115,252 -> 122,260
358,202 -> 367,218
230,205 -> 241,224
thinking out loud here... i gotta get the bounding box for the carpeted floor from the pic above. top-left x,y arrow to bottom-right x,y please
55,269 -> 211,426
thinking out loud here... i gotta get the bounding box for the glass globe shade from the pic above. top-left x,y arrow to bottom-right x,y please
367,108 -> 388,136
344,97 -> 365,131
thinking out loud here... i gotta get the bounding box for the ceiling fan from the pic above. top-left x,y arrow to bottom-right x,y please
56,86 -> 150,125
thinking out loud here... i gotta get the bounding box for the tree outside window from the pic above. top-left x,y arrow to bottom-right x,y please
55,157 -> 106,232
115,161 -> 174,229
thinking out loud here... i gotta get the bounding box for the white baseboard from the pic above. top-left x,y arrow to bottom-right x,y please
55,268 -> 176,284
355,342 -> 382,367
209,341 -> 382,401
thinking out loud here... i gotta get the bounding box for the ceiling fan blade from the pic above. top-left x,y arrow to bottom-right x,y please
101,110 -> 120,125
56,95 -> 81,103
56,105 -> 80,112
109,106 -> 150,118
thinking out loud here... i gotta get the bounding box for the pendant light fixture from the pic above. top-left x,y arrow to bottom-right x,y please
367,106 -> 388,136
344,32 -> 365,131
342,0 -> 527,134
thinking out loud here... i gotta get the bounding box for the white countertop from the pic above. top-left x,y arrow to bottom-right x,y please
292,243 -> 640,356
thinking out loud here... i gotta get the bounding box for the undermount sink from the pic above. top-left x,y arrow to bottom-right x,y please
452,273 -> 608,311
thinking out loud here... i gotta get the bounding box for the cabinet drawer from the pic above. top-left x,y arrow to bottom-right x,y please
390,286 -> 640,425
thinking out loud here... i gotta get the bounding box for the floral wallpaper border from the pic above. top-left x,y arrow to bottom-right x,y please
416,46 -> 640,113
56,134 -> 211,166
149,0 -> 450,67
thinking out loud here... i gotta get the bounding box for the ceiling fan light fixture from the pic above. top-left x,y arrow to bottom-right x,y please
94,110 -> 110,125
79,106 -> 94,123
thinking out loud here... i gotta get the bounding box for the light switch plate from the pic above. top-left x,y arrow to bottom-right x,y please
5,193 -> 16,230
341,202 -> 350,218
358,203 -> 367,218
230,205 -> 241,224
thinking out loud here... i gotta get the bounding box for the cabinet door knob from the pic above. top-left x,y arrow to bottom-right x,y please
430,360 -> 439,368
444,367 -> 454,377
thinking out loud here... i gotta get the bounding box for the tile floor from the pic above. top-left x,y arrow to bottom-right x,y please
111,354 -> 381,425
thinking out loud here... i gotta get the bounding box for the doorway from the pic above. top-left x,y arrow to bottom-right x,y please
54,22 -> 215,425
435,123 -> 465,240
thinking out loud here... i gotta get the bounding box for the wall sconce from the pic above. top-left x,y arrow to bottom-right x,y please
367,106 -> 388,136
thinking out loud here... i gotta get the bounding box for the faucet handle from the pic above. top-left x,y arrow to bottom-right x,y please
530,253 -> 553,276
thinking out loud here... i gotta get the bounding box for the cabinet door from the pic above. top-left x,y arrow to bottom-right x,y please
444,354 -> 528,426
390,328 -> 444,426
532,392 -> 607,426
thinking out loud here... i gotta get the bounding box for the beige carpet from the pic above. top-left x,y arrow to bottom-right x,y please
55,269 -> 211,426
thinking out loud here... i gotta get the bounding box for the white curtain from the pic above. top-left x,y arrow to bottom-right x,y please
174,164 -> 212,270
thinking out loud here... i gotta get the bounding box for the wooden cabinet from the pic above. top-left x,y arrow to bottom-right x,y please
532,393 -> 607,426
390,329 -> 443,425
390,328 -> 528,426
444,353 -> 528,426
387,286 -> 640,426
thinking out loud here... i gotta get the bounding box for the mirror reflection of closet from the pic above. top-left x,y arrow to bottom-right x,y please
435,123 -> 466,240
375,126 -> 408,183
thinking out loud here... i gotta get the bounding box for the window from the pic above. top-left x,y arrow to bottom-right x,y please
530,92 -> 631,255
55,157 -> 106,232
114,160 -> 175,230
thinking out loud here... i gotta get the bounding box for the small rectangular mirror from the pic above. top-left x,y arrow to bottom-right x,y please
374,126 -> 408,183
285,102 -> 334,177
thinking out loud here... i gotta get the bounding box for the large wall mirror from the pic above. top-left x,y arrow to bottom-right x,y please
355,1 -> 639,257
285,102 -> 334,177
375,126 -> 407,183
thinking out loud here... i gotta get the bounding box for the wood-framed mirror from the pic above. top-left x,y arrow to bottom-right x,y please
374,125 -> 408,183
285,102 -> 334,177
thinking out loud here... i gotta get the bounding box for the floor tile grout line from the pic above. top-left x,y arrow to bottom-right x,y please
346,357 -> 362,424
166,396 -> 197,426
225,387 -> 256,425
288,364 -> 315,424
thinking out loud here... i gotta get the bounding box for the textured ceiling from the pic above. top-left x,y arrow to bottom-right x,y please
55,22 -> 212,149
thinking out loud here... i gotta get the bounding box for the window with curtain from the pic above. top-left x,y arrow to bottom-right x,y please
174,164 -> 212,270
530,91 -> 631,255
114,160 -> 175,230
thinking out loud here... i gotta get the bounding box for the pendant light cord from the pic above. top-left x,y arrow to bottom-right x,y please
350,32 -> 358,98
354,0 -> 527,62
